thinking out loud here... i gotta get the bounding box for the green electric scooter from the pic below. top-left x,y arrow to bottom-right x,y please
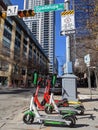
23,73 -> 77,127
23,94 -> 77,127
45,75 -> 85,115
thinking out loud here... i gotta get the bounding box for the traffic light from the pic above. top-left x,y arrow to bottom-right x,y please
18,9 -> 36,18
0,11 -> 6,19
28,10 -> 35,16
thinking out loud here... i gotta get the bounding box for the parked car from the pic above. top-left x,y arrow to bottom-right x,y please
49,77 -> 62,95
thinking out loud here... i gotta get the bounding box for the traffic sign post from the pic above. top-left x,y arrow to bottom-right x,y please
34,3 -> 64,13
7,5 -> 18,16
84,54 -> 92,99
61,0 -> 78,101
87,66 -> 92,99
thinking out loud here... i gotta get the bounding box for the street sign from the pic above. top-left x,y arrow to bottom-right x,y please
34,3 -> 64,13
84,54 -> 90,67
7,5 -> 18,16
61,10 -> 75,35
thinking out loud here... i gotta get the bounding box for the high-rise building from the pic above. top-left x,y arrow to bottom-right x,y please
75,0 -> 95,38
70,0 -> 98,75
23,0 -> 55,74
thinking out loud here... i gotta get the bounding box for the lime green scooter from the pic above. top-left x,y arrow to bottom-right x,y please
23,73 -> 77,127
45,75 -> 85,115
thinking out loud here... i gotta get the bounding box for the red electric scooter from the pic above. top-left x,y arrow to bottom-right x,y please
33,74 -> 66,111
40,76 -> 85,114
41,77 -> 51,105
41,77 -> 68,107
33,72 -> 84,114
33,74 -> 52,110
33,77 -> 45,110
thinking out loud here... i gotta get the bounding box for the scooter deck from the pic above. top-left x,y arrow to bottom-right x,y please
58,106 -> 81,114
36,115 -> 66,122
68,101 -> 81,105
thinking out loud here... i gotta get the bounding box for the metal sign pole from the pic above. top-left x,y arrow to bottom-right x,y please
87,66 -> 92,99
63,0 -> 73,74
84,54 -> 92,99
61,0 -> 77,101
64,0 -> 70,64
94,68 -> 98,89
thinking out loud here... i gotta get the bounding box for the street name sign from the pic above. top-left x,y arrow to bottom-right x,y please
7,5 -> 18,16
61,10 -> 75,35
34,3 -> 64,13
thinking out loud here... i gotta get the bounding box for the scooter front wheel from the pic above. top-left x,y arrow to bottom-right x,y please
65,116 -> 76,127
23,113 -> 34,124
45,106 -> 53,114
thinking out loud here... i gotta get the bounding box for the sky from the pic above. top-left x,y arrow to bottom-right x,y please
10,0 -> 66,75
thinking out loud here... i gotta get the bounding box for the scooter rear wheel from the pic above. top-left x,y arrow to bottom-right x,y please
76,105 -> 85,115
23,113 -> 34,124
65,116 -> 76,127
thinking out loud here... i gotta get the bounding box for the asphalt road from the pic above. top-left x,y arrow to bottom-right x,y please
0,87 -> 98,130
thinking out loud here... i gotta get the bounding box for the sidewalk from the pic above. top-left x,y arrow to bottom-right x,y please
77,87 -> 98,100
78,87 -> 98,95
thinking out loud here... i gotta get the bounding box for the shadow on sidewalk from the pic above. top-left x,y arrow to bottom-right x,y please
80,98 -> 98,102
0,89 -> 31,94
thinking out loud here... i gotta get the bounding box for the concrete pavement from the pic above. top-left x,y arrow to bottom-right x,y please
78,87 -> 98,102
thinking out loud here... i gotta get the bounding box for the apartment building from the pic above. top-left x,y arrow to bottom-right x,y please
0,0 -> 49,87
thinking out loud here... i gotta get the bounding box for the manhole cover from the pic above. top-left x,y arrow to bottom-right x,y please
95,126 -> 98,128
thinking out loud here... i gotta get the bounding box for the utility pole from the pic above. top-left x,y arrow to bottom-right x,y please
61,0 -> 77,101
63,0 -> 72,74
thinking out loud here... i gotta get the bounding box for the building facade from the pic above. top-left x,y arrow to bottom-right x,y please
23,0 -> 55,74
0,0 -> 49,87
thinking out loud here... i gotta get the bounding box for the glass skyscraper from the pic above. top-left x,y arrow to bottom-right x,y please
23,0 -> 55,74
75,0 -> 95,38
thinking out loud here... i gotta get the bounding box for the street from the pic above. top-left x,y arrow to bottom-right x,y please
0,87 -> 98,130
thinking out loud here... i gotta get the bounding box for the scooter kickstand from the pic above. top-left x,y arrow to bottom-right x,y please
39,121 -> 44,129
